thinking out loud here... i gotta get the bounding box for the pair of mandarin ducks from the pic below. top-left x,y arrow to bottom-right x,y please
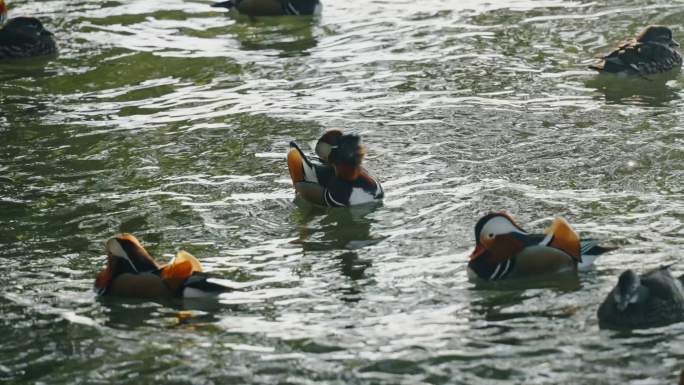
96,211 -> 683,330
96,127 -> 683,330
95,234 -> 235,299
467,212 -> 684,330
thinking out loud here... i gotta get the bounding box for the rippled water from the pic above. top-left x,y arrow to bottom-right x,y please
1,0 -> 683,383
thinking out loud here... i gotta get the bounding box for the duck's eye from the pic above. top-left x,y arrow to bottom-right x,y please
488,233 -> 494,238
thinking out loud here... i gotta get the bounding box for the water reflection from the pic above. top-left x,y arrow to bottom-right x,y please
585,72 -> 682,106
0,57 -> 56,82
292,203 -> 381,300
336,251 -> 371,281
224,16 -> 318,56
2,0 -> 684,383
468,273 -> 581,323
294,202 -> 383,251
98,295 -> 235,328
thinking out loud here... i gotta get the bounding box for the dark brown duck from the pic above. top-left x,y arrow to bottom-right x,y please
597,266 -> 684,330
0,0 -> 57,59
590,25 -> 682,75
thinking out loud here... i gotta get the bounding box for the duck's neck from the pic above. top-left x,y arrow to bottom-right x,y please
335,164 -> 361,181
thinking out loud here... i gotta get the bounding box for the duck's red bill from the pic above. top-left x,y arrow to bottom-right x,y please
94,268 -> 112,294
469,244 -> 485,260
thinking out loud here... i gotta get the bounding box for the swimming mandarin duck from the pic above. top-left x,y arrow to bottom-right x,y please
590,25 -> 682,75
287,130 -> 383,207
597,266 -> 684,330
94,234 -> 235,299
0,0 -> 57,59
211,0 -> 321,16
468,212 -> 617,281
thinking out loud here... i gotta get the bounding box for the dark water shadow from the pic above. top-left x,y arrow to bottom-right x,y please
224,14 -> 319,56
0,56 -> 57,82
466,272 -> 582,324
585,71 -> 682,106
96,295 -> 242,329
291,202 -> 384,299
293,201 -> 385,252
469,272 -> 582,292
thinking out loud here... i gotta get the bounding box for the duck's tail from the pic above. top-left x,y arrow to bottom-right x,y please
578,240 -> 618,270
588,63 -> 605,72
287,141 -> 318,184
211,1 -> 235,9
182,274 -> 237,298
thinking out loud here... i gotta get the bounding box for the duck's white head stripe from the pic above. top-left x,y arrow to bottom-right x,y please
480,215 -> 527,241
315,142 -> 332,160
106,238 -> 139,273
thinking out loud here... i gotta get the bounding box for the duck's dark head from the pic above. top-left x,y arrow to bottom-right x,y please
329,134 -> 365,181
315,129 -> 343,163
637,25 -> 679,48
94,234 -> 160,295
2,17 -> 52,39
613,270 -> 644,311
469,212 -> 526,260
0,0 -> 7,25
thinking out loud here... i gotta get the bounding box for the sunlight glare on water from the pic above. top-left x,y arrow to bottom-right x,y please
0,0 -> 683,384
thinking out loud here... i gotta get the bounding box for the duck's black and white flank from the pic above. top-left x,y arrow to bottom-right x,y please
0,0 -> 57,59
590,25 -> 682,75
95,234 -> 237,299
597,266 -> 684,330
287,131 -> 383,207
211,0 -> 321,16
467,213 -> 616,281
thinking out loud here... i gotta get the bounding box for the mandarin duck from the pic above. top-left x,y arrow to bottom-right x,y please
590,25 -> 682,75
94,234 -> 235,299
287,132 -> 383,207
597,266 -> 684,329
468,212 -> 617,281
211,0 -> 321,16
0,0 -> 57,59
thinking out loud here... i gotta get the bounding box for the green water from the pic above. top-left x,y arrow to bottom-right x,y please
1,0 -> 683,384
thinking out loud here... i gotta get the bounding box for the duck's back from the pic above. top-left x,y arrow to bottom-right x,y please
0,17 -> 57,59
592,41 -> 682,75
642,268 -> 684,300
598,268 -> 684,329
108,272 -> 174,299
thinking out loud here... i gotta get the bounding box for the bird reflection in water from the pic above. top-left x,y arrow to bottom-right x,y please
292,204 -> 383,300
97,295 -> 233,329
465,273 -> 582,329
225,15 -> 319,56
585,72 -> 681,107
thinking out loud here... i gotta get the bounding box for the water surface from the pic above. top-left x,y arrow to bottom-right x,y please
1,0 -> 683,384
